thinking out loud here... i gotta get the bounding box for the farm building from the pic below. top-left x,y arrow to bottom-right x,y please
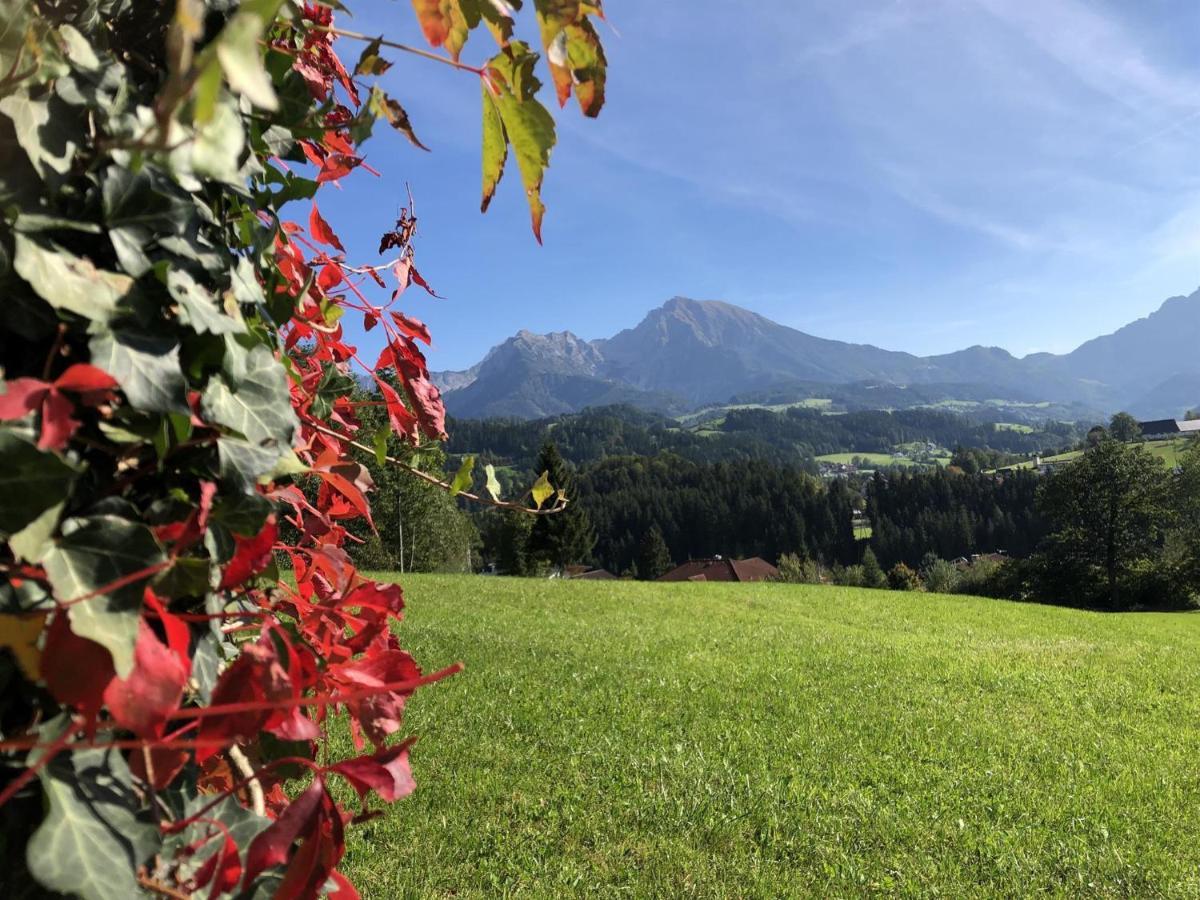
658,557 -> 780,583
1137,419 -> 1200,440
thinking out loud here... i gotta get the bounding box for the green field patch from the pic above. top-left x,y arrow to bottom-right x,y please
816,452 -> 920,468
337,575 -> 1200,898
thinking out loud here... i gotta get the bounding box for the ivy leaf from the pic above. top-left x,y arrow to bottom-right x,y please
89,328 -> 188,415
531,470 -> 553,509
450,455 -> 475,496
102,165 -> 194,277
42,516 -> 165,678
191,99 -> 247,184
215,4 -> 283,111
202,343 -> 299,450
27,747 -> 159,900
485,463 -> 502,501
0,430 -> 79,536
13,234 -> 132,322
0,94 -> 77,179
168,269 -> 246,335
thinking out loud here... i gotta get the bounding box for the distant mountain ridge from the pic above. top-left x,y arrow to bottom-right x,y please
432,291 -> 1200,420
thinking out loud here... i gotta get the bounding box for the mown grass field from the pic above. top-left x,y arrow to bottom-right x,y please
335,575 -> 1200,898
998,437 -> 1193,473
815,451 -> 919,468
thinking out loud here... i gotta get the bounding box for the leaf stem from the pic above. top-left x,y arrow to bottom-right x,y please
312,25 -> 485,76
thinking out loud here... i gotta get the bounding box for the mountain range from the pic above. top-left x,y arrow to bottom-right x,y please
432,291 -> 1200,421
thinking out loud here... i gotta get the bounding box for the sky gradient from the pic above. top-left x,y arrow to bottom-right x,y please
317,0 -> 1200,372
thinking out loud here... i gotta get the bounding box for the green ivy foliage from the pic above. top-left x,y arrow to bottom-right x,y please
0,1 -> 607,897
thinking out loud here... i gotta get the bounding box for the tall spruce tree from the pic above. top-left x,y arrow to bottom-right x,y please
636,524 -> 674,580
861,546 -> 887,589
527,442 -> 597,571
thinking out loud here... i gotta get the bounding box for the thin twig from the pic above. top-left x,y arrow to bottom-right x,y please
227,744 -> 265,818
312,25 -> 485,76
136,876 -> 191,900
307,421 -> 570,515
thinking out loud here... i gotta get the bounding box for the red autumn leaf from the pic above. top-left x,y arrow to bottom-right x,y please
243,778 -> 332,887
37,389 -> 81,451
408,264 -> 440,297
152,481 -> 216,550
331,643 -> 421,748
375,379 -> 418,441
403,376 -> 446,441
317,154 -> 362,183
195,633 -> 293,763
328,739 -> 417,805
314,465 -> 374,527
309,203 -> 346,252
219,518 -> 278,590
363,311 -> 378,332
327,871 -> 361,900
52,364 -> 118,394
0,378 -> 83,451
190,828 -> 243,899
103,618 -> 189,738
317,263 -> 344,292
40,614 -> 115,728
144,589 -> 192,674
389,312 -> 431,346
0,377 -> 48,420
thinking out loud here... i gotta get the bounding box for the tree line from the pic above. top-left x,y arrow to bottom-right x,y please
446,404 -> 1082,471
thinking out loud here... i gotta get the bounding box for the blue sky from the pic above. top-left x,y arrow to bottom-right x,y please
317,0 -> 1200,372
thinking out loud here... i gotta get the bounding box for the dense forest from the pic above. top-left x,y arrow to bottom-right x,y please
446,404 -> 1084,471
866,468 -> 1045,567
574,456 -> 859,575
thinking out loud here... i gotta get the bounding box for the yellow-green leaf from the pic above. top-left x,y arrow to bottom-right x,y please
485,44 -> 556,241
531,470 -> 553,510
485,463 -> 502,501
480,81 -> 507,212
450,455 -> 476,496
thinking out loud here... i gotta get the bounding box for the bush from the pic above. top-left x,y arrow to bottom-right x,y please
777,553 -> 825,584
921,557 -> 961,594
834,564 -> 867,587
888,562 -> 924,591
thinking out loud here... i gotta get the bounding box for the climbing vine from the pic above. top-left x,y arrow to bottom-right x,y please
0,0 -> 605,896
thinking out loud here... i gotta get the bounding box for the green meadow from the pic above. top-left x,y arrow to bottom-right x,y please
336,575 -> 1200,898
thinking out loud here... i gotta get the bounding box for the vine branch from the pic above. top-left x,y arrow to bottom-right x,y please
307,421 -> 570,515
311,26 -> 486,76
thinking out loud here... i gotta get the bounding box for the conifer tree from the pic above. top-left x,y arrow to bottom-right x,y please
528,441 -> 597,571
862,546 -> 888,589
636,524 -> 674,580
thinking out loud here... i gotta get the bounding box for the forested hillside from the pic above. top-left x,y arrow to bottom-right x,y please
446,404 -> 1082,471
